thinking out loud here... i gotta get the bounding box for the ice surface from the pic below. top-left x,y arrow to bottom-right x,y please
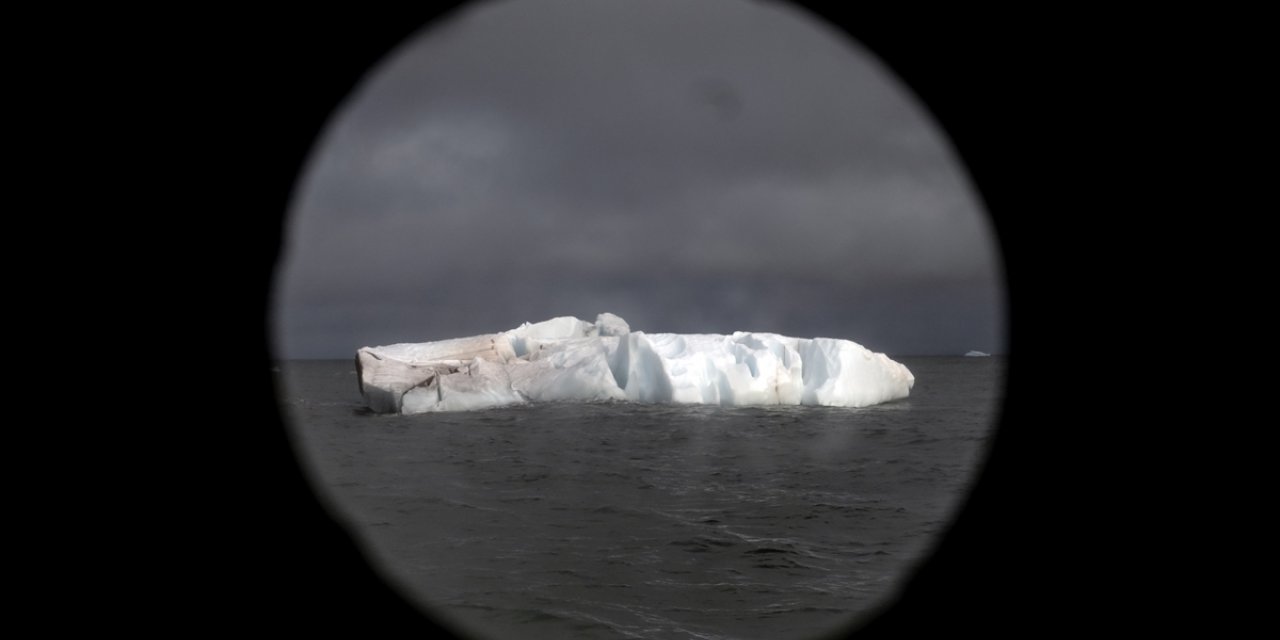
356,313 -> 914,414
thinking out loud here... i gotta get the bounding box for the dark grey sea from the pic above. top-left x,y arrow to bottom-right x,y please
278,357 -> 1002,640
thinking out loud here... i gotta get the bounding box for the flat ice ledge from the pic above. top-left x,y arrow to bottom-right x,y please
356,313 -> 914,414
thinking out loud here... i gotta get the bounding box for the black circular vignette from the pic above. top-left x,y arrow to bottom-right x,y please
209,3 -> 1076,637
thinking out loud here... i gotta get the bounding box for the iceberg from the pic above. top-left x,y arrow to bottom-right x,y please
964,350 -> 991,357
356,313 -> 914,414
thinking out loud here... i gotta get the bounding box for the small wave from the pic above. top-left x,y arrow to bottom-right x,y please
537,607 -> 649,638
444,601 -> 500,613
435,499 -> 507,513
520,609 -> 570,624
539,568 -> 592,579
747,554 -> 828,571
742,547 -> 791,555
668,536 -> 739,553
753,605 -> 850,617
751,558 -> 806,569
497,495 -> 544,503
505,472 -> 551,483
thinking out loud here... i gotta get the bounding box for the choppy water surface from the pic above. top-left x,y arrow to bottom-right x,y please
280,357 -> 1002,640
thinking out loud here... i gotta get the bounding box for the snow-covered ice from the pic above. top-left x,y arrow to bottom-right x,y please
356,313 -> 914,414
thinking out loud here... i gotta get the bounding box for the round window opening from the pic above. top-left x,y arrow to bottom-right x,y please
273,1 -> 1007,639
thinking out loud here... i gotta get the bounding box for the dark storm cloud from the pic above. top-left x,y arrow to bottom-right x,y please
275,0 -> 1005,357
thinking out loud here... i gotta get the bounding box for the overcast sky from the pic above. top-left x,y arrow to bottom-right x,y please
273,0 -> 1005,358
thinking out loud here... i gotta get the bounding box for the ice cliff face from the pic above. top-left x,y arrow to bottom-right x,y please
356,313 -> 913,414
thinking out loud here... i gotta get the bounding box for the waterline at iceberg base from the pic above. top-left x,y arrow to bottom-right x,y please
356,313 -> 914,414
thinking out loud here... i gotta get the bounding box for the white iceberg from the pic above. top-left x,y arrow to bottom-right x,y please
964,350 -> 990,357
356,313 -> 914,414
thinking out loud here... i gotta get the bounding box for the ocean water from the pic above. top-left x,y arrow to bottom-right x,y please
279,357 -> 1002,640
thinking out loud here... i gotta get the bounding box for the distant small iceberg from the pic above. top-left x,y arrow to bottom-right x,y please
964,351 -> 990,357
